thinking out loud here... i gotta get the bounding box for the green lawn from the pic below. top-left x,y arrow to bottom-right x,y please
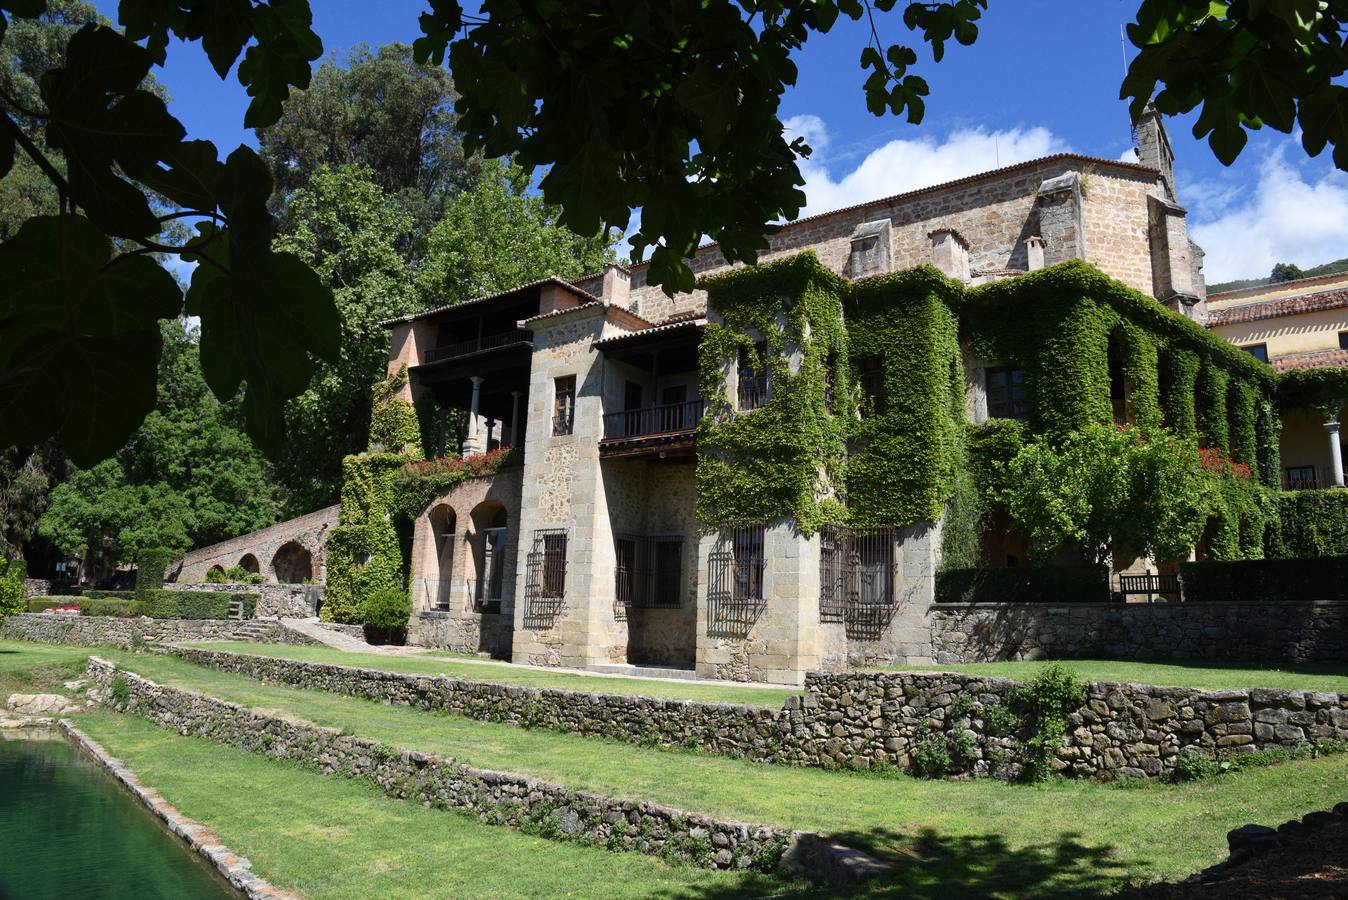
891,659 -> 1348,693
100,648 -> 1348,896
0,640 -> 96,697
186,641 -> 801,706
72,710 -> 786,899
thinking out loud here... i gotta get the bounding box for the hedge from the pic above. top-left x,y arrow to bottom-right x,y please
27,597 -> 76,613
76,590 -> 258,619
935,566 -> 1111,604
1270,490 -> 1348,559
80,590 -> 134,601
1180,557 -> 1348,602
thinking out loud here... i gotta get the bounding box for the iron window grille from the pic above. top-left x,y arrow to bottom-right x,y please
819,525 -> 901,639
614,536 -> 684,609
523,527 -> 568,629
707,525 -> 766,637
737,342 -> 769,411
552,375 -> 576,435
857,355 -> 885,418
1284,465 -> 1319,491
985,366 -> 1027,420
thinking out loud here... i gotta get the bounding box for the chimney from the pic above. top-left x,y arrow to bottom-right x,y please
599,262 -> 630,305
847,219 -> 893,278
929,228 -> 970,282
1133,104 -> 1177,199
1024,236 -> 1046,271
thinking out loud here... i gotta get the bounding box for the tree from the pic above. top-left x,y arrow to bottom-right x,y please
0,440 -> 63,560
5,0 -> 1348,470
39,322 -> 278,578
1270,262 -> 1304,283
259,42 -> 476,249
418,159 -> 614,304
269,164 -> 420,513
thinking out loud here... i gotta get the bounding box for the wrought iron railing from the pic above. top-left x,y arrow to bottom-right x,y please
602,399 -> 704,441
424,330 -> 533,363
614,537 -> 684,609
1283,466 -> 1320,491
522,528 -> 567,629
737,371 -> 769,411
819,525 -> 901,639
707,526 -> 766,637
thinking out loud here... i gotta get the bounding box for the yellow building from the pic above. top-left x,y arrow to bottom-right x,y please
1206,274 -> 1348,489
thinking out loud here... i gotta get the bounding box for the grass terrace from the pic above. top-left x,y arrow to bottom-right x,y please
83,647 -> 1348,896
184,641 -> 801,706
887,659 -> 1348,693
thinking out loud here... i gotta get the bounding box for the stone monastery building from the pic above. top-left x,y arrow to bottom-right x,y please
173,110 -> 1342,685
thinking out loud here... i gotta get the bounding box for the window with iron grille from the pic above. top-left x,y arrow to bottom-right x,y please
819,525 -> 900,639
615,536 -> 684,608
858,355 -> 885,418
552,375 -> 576,435
523,527 -> 568,629
985,366 -> 1027,420
822,352 -> 836,412
1284,465 -> 1318,491
707,525 -> 767,637
737,342 -> 769,411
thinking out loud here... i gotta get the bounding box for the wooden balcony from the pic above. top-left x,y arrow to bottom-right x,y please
599,399 -> 704,460
424,330 -> 533,364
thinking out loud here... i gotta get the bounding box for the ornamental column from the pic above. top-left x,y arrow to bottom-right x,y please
1327,416 -> 1346,488
463,376 -> 485,455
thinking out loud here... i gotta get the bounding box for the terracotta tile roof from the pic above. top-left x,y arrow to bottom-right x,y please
1204,288 -> 1348,327
1208,270 -> 1348,302
1271,348 -> 1348,372
623,153 -> 1161,270
593,316 -> 706,347
380,277 -> 600,327
518,301 -> 653,328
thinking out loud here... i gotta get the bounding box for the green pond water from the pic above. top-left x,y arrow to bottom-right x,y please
0,731 -> 237,900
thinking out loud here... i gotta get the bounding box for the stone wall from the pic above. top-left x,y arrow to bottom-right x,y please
0,613 -> 317,648
85,658 -> 794,875
171,504 -> 339,585
23,578 -> 52,599
172,646 -> 1348,781
162,582 -> 323,618
930,602 -> 1348,664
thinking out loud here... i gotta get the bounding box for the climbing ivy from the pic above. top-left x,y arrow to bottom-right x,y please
1277,367 -> 1348,416
696,253 -> 850,533
367,366 -> 421,455
1196,366 -> 1230,454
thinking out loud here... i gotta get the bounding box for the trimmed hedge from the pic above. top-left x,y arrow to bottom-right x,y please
936,566 -> 1111,604
26,597 -> 76,613
75,590 -> 259,619
1271,490 -> 1348,559
80,590 -> 134,601
1180,557 -> 1348,602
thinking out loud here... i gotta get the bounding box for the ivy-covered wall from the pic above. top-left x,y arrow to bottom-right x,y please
694,255 -> 1283,566
696,253 -> 850,533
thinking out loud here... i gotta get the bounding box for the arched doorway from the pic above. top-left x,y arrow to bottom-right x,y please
469,501 -> 508,613
272,541 -> 313,584
205,564 -> 226,583
427,505 -> 456,610
238,553 -> 260,575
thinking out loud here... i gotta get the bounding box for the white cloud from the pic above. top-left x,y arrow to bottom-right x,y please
1190,149 -> 1348,283
783,115 -> 1070,219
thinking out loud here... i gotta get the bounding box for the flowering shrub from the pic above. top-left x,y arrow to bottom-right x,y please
1198,447 -> 1252,481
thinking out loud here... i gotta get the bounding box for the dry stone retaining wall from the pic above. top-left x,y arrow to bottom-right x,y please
0,613 -> 318,648
163,582 -> 323,618
173,647 -> 1348,780
23,578 -> 52,599
85,658 -> 794,875
931,602 -> 1348,664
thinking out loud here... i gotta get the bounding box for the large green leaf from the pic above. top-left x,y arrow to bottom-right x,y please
0,214 -> 182,465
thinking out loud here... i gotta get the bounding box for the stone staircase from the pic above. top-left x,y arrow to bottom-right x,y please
230,619 -> 280,642
278,618 -> 372,652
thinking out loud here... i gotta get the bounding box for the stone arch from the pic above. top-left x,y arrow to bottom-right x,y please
206,564 -> 226,581
238,553 -> 260,575
272,541 -> 313,584
469,500 -> 509,608
425,504 -> 457,609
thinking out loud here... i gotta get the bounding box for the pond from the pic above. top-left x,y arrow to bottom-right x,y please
0,730 -> 238,900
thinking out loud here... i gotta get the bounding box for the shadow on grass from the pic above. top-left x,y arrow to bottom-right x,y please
658,827 -> 1140,900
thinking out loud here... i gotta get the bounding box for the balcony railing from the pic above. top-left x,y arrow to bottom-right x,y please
1283,466 -> 1320,491
602,399 -> 704,441
424,330 -> 533,364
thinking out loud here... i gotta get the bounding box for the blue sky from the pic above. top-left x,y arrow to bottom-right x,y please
93,0 -> 1348,284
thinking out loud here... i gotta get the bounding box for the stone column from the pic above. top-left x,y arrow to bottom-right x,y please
510,391 -> 521,449
1327,416 -> 1346,488
463,376 -> 485,455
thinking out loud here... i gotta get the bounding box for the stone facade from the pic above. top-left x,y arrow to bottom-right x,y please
162,582 -> 323,618
86,658 -> 796,875
171,646 -> 1348,781
930,602 -> 1348,664
171,504 -> 339,585
0,612 -> 318,648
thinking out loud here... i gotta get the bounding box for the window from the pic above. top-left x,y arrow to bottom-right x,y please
1339,331 -> 1348,351
737,342 -> 769,411
613,536 -> 683,608
614,537 -> 638,605
1243,343 -> 1269,363
818,526 -> 899,638
653,539 -> 683,607
985,366 -> 1027,420
1284,465 -> 1318,491
542,531 -> 568,596
552,375 -> 575,435
731,526 -> 765,601
858,355 -> 885,418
